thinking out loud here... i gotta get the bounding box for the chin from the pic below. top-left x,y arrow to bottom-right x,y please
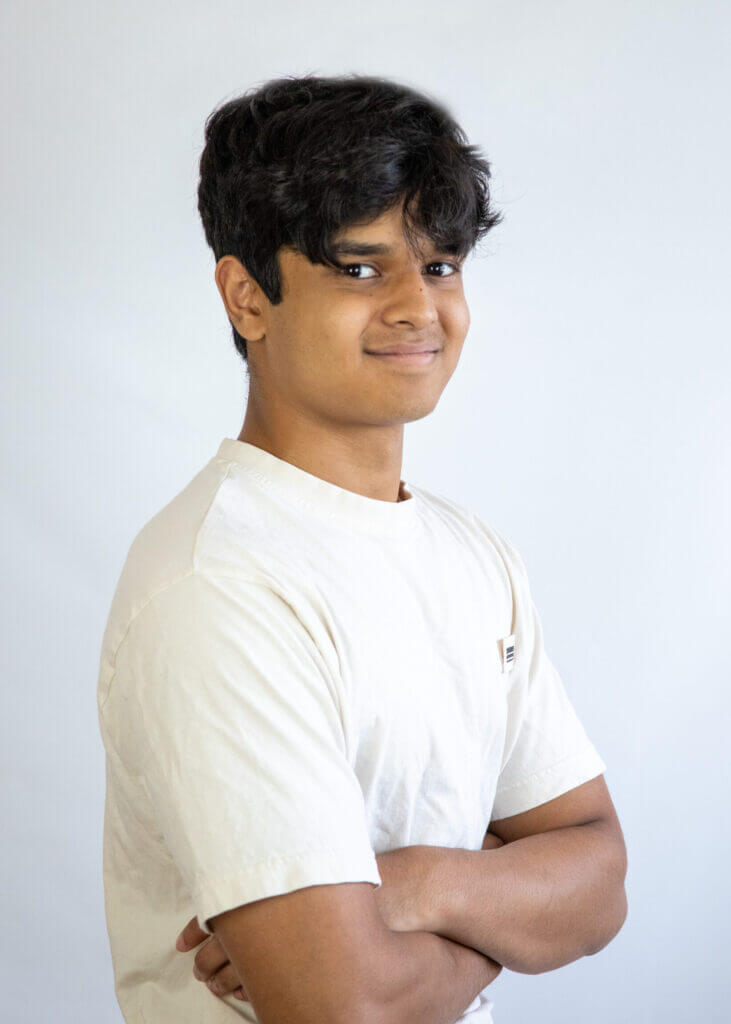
389,395 -> 441,424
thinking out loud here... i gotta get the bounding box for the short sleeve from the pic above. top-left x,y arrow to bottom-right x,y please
111,572 -> 381,932
490,533 -> 607,821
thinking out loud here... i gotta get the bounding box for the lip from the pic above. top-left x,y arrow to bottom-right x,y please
367,344 -> 441,355
364,348 -> 438,368
365,349 -> 440,367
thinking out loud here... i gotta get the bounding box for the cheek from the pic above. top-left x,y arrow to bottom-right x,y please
310,304 -> 372,369
284,324 -> 357,388
320,297 -> 370,341
445,298 -> 470,341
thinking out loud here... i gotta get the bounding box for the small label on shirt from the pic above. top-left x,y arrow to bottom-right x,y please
499,634 -> 516,672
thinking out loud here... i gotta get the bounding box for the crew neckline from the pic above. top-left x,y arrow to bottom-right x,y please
215,437 -> 420,537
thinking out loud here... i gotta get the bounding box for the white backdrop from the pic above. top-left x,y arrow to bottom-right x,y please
2,2 -> 729,1021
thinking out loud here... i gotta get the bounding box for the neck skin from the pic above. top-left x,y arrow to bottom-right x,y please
238,384 -> 406,504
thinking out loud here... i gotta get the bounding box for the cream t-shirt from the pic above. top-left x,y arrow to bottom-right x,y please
97,437 -> 607,1023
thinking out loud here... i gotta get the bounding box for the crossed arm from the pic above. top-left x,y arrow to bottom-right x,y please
411,772 -> 628,973
175,774 -> 627,1021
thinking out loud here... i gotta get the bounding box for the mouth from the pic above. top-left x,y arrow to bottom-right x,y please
365,349 -> 440,367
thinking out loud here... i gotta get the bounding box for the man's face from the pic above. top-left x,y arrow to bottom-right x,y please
249,203 -> 471,428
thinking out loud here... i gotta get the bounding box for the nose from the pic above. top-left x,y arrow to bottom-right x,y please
382,268 -> 440,330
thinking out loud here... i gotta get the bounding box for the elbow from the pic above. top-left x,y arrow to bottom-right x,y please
585,827 -> 629,957
586,884 -> 628,957
512,885 -> 629,975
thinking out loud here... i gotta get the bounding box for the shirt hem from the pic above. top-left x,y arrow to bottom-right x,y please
491,745 -> 607,820
191,842 -> 382,934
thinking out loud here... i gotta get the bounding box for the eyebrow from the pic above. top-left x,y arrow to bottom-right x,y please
331,241 -> 397,257
331,239 -> 461,259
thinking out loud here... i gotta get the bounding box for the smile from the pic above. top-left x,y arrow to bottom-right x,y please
365,350 -> 439,367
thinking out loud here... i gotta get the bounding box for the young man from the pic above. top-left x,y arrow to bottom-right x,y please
97,74 -> 627,1024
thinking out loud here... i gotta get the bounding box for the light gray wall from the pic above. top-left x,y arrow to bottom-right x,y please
2,1 -> 729,1020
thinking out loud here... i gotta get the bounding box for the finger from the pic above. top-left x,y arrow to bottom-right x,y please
176,916 -> 209,952
206,962 -> 248,999
481,831 -> 505,851
193,936 -> 230,982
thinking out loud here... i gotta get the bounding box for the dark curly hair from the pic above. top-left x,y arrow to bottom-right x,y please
197,72 -> 503,367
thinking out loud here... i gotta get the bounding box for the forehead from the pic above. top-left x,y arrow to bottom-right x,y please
331,202 -> 437,256
278,204 -> 447,277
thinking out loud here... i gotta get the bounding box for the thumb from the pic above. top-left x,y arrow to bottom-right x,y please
175,916 -> 209,952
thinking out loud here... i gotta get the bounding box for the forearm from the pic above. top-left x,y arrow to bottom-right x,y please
419,820 -> 627,975
370,927 -> 501,1024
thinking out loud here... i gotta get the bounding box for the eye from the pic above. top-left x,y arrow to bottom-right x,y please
427,261 -> 461,277
338,260 -> 461,280
338,263 -> 379,279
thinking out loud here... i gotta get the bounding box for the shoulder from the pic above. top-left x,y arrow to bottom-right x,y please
100,454 -> 291,665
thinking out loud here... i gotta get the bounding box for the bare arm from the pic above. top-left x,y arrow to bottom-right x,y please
204,880 -> 502,1024
181,776 -> 625,1011
409,776 -> 628,975
366,929 -> 501,1023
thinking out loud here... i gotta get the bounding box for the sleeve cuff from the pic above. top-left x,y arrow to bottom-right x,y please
491,744 -> 607,821
193,842 -> 383,934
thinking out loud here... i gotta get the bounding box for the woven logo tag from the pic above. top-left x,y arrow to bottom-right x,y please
499,634 -> 516,673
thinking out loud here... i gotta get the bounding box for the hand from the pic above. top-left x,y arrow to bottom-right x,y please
175,917 -> 249,1003
480,830 -> 506,851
